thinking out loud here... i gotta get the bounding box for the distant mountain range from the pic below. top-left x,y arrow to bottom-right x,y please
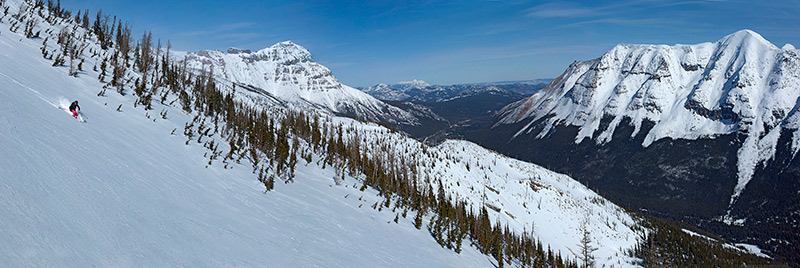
357,79 -> 551,138
359,79 -> 551,103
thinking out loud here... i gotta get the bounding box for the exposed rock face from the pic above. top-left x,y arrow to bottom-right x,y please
226,47 -> 251,54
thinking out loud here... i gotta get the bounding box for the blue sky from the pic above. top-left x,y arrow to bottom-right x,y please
60,0 -> 800,87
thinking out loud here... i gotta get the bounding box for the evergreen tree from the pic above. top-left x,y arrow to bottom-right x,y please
98,56 -> 106,82
577,218 -> 597,268
414,210 -> 423,229
81,9 -> 89,29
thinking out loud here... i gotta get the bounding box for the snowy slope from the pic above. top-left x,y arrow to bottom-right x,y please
180,43 -> 418,126
0,1 -> 647,267
0,15 -> 494,267
498,30 -> 800,206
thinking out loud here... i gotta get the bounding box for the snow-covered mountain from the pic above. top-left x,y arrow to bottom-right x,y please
470,30 -> 800,261
181,42 -> 418,126
362,79 -> 442,101
498,29 -> 800,206
399,79 -> 432,87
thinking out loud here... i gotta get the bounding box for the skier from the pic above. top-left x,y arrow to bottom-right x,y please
69,100 -> 80,119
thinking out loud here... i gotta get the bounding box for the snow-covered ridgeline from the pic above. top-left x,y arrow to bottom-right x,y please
362,80 -> 437,101
361,79 -> 524,103
498,30 -> 800,205
179,44 -> 419,126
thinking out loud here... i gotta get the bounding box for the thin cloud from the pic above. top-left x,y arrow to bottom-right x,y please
370,6 -> 403,19
326,42 -> 350,49
648,0 -> 727,7
525,0 -> 723,19
353,43 -> 602,85
525,2 -> 599,18
176,22 -> 257,37
523,0 -> 715,32
466,21 -> 527,37
472,44 -> 609,61
561,17 -> 675,28
215,22 -> 257,31
415,42 -> 612,66
217,33 -> 262,40
322,61 -> 357,68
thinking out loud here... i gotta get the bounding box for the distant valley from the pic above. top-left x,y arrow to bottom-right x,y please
358,79 -> 551,138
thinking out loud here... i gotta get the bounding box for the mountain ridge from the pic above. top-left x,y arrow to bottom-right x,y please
181,41 -> 419,127
361,79 -> 550,103
497,29 -> 800,206
456,29 -> 800,263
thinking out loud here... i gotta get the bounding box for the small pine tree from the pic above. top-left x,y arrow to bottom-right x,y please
98,57 -> 107,81
577,218 -> 597,268
265,175 -> 275,192
414,210 -> 424,229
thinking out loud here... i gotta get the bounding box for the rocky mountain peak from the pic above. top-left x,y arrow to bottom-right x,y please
183,41 -> 418,126
497,29 -> 800,205
241,40 -> 313,65
227,47 -> 252,54
717,29 -> 776,50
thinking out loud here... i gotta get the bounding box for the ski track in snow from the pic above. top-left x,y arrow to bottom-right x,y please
0,71 -> 62,109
